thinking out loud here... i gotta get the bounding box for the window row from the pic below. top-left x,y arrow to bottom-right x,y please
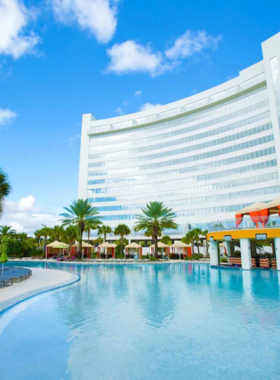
89,107 -> 270,158
88,134 -> 274,176
90,88 -> 267,147
89,171 -> 278,196
89,123 -> 272,168
90,181 -> 279,204
87,152 -> 276,188
95,191 -> 280,221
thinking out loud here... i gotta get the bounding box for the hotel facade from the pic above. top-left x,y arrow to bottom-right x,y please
78,33 -> 280,238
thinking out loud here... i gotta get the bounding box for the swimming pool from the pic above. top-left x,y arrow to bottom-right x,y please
1,262 -> 280,380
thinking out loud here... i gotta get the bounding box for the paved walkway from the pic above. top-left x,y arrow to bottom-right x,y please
0,268 -> 79,313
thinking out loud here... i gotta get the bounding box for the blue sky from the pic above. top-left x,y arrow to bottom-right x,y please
0,0 -> 280,233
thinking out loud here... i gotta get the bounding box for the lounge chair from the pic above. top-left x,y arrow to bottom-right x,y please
67,256 -> 76,261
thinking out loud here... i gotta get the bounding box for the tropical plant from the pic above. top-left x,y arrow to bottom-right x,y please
0,225 -> 16,238
182,228 -> 202,255
64,225 -> 78,246
60,199 -> 102,259
160,235 -> 172,246
34,229 -> 43,250
0,168 -> 11,217
85,219 -> 101,242
134,202 -> 177,258
114,224 -> 131,258
98,225 -> 112,243
40,226 -> 53,254
202,230 -> 209,256
50,225 -> 65,241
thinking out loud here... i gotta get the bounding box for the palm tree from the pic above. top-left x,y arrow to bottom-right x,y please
98,225 -> 112,243
114,224 -> 131,258
50,225 -> 65,241
182,228 -> 202,255
202,230 -> 209,256
160,235 -> 172,245
16,233 -> 28,241
134,202 -> 178,258
60,199 -> 102,259
0,168 -> 11,217
64,225 -> 78,255
34,230 -> 43,250
40,226 -> 53,254
0,225 -> 16,238
85,219 -> 101,242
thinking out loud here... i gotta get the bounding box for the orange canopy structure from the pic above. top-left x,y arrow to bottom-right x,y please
235,202 -> 267,228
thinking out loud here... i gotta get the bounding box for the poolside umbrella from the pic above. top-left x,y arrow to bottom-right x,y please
0,235 -> 9,276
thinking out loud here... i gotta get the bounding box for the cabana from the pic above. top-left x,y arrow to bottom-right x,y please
125,242 -> 142,259
71,241 -> 94,259
150,242 -> 170,258
46,241 -> 69,258
262,197 -> 280,215
170,241 -> 192,259
97,242 -> 117,259
235,202 -> 267,228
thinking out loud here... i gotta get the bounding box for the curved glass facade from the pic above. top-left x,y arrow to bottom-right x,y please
78,33 -> 280,237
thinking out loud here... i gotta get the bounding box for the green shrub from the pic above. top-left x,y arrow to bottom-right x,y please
149,256 -> 158,261
185,254 -> 204,260
220,257 -> 228,263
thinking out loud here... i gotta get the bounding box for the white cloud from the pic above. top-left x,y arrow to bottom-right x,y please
67,133 -> 80,147
0,108 -> 16,126
0,0 -> 39,58
51,0 -> 117,44
165,30 -> 221,60
116,106 -> 124,115
135,90 -> 142,96
5,195 -> 39,212
2,195 -> 60,234
140,102 -> 162,112
106,40 -> 173,77
106,30 -> 221,77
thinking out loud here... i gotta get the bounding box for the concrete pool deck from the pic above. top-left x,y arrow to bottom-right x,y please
10,259 -> 210,265
0,268 -> 79,313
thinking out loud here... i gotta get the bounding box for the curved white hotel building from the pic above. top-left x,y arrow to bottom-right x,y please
78,33 -> 280,237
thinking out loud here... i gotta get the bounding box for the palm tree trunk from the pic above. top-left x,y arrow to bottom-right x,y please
78,226 -> 84,260
104,233 -> 106,243
88,229 -> 90,242
43,236 -> 47,253
197,241 -> 200,255
192,240 -> 194,255
154,236 -> 158,258
120,235 -> 123,259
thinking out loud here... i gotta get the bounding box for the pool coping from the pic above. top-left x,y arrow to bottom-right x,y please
9,259 -> 210,265
0,270 -> 80,315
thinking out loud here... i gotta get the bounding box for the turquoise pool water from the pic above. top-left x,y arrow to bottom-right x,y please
1,262 -> 280,380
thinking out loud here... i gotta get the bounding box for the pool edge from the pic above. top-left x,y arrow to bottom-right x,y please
0,272 -> 80,315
